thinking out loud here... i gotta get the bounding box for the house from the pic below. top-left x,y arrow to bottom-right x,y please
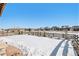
0,3 -> 6,16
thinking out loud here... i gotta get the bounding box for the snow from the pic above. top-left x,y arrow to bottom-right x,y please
0,34 -> 77,56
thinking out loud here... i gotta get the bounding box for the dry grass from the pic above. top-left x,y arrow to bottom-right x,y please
0,43 -> 23,56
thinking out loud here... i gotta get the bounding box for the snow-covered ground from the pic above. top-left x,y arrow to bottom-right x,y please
0,35 -> 77,56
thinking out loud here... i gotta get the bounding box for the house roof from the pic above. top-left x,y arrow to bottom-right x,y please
0,3 -> 6,16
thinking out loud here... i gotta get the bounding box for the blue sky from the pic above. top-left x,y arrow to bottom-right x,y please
0,3 -> 79,28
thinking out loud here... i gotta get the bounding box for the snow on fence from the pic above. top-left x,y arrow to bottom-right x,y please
26,31 -> 76,39
0,30 -> 78,39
